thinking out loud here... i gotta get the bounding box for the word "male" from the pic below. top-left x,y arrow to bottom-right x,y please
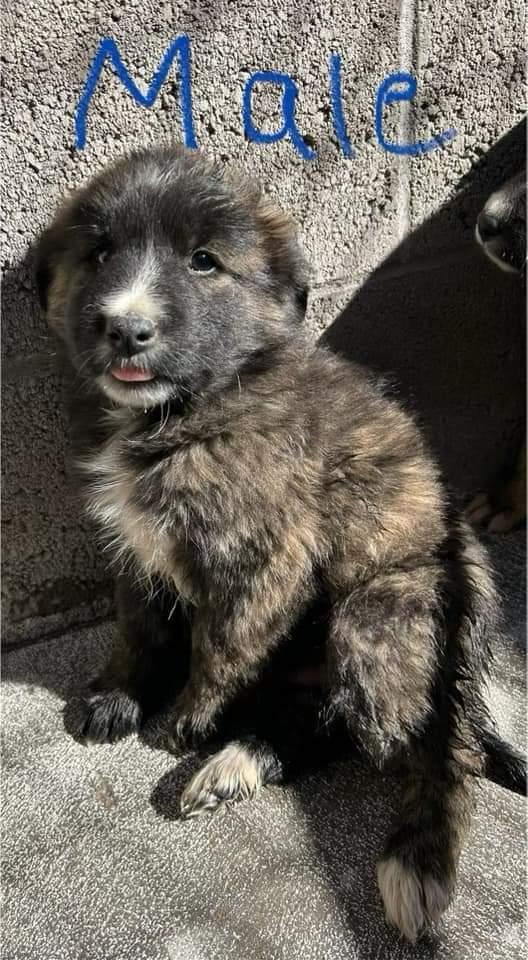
74,34 -> 456,159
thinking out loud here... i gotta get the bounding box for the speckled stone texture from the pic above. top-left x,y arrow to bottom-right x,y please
1,2 -> 526,957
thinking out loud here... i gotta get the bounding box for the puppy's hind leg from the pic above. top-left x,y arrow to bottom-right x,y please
377,746 -> 474,941
180,738 -> 283,819
325,566 -> 469,939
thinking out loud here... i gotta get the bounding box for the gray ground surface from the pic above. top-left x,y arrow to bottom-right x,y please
2,532 -> 526,960
2,3 -> 526,958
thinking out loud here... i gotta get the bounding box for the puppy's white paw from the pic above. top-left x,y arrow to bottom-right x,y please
180,742 -> 264,819
377,855 -> 453,942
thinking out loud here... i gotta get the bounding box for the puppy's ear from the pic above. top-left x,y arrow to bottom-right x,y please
256,200 -> 310,321
35,193 -> 78,314
34,226 -> 58,313
33,217 -> 78,343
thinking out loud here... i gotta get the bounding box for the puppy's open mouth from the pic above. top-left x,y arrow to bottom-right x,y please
110,363 -> 156,383
99,362 -> 174,409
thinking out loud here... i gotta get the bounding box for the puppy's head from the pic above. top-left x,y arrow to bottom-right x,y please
475,171 -> 526,274
36,147 -> 309,409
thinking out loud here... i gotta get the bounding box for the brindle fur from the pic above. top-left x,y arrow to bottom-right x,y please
37,146 -> 526,941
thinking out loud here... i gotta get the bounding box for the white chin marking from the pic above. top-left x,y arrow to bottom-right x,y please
97,374 -> 173,409
475,227 -> 519,273
483,249 -> 519,273
377,856 -> 452,942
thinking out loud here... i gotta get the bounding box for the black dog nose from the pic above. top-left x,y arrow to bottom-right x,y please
106,316 -> 156,356
477,211 -> 501,241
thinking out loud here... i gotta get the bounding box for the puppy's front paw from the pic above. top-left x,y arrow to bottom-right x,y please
65,690 -> 142,744
166,696 -> 217,751
377,854 -> 454,942
180,742 -> 263,819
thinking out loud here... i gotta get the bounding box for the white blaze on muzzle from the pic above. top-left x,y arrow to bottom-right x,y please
101,246 -> 165,324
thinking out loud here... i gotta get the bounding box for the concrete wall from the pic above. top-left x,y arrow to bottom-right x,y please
2,1 -> 525,645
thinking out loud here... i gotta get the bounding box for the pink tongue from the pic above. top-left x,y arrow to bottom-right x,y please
111,365 -> 155,383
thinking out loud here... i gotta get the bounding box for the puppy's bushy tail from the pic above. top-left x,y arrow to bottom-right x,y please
481,725 -> 527,795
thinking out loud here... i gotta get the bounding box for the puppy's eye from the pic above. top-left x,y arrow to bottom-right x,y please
87,240 -> 111,265
190,250 -> 218,273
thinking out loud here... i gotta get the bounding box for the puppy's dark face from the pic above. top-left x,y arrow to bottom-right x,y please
476,171 -> 526,274
37,147 -> 308,408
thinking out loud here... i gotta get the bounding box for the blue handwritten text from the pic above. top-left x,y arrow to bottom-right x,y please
74,34 -> 456,159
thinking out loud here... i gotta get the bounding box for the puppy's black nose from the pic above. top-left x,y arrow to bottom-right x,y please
107,316 -> 156,356
477,211 -> 501,241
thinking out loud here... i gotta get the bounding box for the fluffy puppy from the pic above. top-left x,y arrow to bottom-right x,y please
469,170 -> 526,532
36,147 -> 525,942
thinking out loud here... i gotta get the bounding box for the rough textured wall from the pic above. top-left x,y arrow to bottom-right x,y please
2,1 -> 525,644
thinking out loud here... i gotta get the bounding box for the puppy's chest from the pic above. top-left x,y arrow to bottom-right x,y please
84,441 -> 193,599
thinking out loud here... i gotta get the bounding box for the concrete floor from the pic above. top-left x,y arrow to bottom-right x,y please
3,532 -> 525,960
